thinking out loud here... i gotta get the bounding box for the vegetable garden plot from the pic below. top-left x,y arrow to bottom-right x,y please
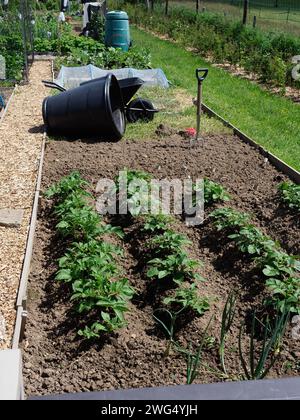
22,128 -> 300,397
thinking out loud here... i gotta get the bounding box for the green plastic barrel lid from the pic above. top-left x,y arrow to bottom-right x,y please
106,10 -> 129,20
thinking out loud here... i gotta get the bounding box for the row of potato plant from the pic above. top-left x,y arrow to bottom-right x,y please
45,171 -> 134,339
210,207 -> 300,314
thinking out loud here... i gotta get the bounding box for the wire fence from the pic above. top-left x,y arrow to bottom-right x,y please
169,0 -> 300,34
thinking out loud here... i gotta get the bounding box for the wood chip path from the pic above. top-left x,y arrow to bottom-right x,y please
0,61 -> 51,349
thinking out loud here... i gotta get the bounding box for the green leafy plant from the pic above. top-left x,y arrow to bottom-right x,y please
228,226 -> 275,257
210,207 -> 300,314
278,182 -> 300,212
142,213 -> 173,233
56,205 -> 102,239
47,171 -> 132,339
266,277 -> 300,314
45,171 -> 90,201
75,278 -> 135,338
239,310 -> 289,380
193,179 -> 231,206
147,251 -> 202,283
219,292 -> 237,374
153,308 -> 182,357
56,239 -> 122,283
147,231 -> 191,255
164,282 -> 210,316
258,248 -> 300,279
115,168 -> 153,215
210,207 -> 251,231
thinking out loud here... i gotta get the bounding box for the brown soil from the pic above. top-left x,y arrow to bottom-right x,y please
23,131 -> 300,397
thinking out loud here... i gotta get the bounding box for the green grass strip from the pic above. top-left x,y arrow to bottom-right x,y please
131,26 -> 300,171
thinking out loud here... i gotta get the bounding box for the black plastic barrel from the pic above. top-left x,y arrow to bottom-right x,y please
42,74 -> 125,140
81,76 -> 144,105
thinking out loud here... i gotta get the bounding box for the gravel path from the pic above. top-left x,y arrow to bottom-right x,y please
0,60 -> 51,350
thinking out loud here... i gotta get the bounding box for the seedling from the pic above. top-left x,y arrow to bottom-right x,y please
153,308 -> 184,357
219,292 -> 237,374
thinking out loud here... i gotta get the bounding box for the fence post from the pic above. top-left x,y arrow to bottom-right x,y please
20,0 -> 29,82
242,0 -> 249,25
165,0 -> 169,16
253,15 -> 257,28
196,0 -> 199,14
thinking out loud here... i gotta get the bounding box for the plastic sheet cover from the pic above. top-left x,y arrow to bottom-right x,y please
55,65 -> 169,90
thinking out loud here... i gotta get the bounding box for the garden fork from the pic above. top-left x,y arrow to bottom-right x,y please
191,68 -> 208,148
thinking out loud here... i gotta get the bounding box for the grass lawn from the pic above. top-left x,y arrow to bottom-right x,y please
131,26 -> 300,171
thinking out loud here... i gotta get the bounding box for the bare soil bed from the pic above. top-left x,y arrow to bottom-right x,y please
23,130 -> 300,396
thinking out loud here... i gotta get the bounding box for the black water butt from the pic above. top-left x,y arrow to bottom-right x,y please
42,74 -> 125,140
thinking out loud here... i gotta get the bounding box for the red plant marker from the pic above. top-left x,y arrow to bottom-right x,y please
185,128 -> 196,137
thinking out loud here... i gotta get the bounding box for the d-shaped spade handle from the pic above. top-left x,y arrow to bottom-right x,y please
196,68 -> 209,82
